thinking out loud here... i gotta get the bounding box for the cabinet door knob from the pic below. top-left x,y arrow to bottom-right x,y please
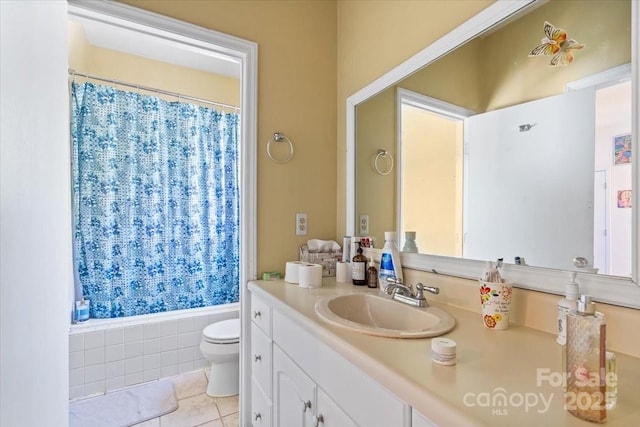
254,412 -> 262,421
253,310 -> 261,318
254,354 -> 262,362
314,414 -> 324,427
302,400 -> 312,413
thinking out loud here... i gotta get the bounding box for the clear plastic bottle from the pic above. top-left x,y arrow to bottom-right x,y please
557,272 -> 580,345
378,231 -> 403,288
75,298 -> 90,322
566,295 -> 607,423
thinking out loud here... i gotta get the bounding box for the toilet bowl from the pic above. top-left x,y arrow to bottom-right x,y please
199,318 -> 240,397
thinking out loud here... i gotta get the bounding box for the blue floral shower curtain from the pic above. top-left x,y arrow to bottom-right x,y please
71,81 -> 240,318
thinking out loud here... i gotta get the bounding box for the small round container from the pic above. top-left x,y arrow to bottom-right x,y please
431,338 -> 456,365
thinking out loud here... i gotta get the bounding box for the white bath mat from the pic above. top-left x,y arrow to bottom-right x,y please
69,379 -> 178,427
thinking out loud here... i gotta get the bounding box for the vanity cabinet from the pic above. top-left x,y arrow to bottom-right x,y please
249,289 -> 410,427
250,294 -> 273,426
273,345 -> 357,426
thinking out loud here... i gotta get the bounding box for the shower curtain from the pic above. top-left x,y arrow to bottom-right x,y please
71,81 -> 239,318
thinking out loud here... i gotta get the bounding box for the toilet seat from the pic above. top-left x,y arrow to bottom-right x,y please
202,319 -> 240,344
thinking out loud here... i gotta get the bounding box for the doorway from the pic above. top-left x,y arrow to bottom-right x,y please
397,88 -> 474,255
67,1 -> 257,423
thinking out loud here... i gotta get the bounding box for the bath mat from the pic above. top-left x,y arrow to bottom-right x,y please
69,379 -> 178,427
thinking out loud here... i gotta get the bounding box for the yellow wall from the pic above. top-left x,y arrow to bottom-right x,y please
355,89 -> 396,244
119,0 -> 337,274
337,0 -> 493,238
68,22 -> 239,109
481,0 -> 631,111
68,21 -> 90,72
402,106 -> 462,256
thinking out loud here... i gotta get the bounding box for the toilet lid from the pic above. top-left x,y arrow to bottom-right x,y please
202,318 -> 240,344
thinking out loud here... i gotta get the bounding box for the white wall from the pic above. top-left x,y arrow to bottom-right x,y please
464,88 -> 596,271
594,81 -> 633,276
0,2 -> 71,426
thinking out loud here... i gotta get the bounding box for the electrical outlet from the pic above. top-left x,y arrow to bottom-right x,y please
296,213 -> 308,236
359,214 -> 369,236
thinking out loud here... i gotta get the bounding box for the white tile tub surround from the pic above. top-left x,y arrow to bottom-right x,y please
68,305 -> 238,400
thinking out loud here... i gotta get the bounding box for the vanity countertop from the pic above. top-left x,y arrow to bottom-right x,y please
248,278 -> 640,427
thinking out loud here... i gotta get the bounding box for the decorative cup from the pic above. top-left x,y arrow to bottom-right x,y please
479,280 -> 512,330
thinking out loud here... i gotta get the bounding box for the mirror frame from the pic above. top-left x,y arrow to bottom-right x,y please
346,0 -> 640,308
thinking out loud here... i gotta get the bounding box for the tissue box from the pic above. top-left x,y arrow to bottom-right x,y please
299,245 -> 342,277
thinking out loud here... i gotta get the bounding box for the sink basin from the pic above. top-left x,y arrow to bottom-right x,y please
315,293 -> 455,338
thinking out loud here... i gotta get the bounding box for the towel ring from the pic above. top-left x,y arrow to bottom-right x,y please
266,132 -> 294,163
374,149 -> 394,175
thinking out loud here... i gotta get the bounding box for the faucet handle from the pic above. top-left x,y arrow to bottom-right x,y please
386,277 -> 403,285
414,283 -> 439,299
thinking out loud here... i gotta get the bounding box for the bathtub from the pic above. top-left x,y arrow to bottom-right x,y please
68,303 -> 239,400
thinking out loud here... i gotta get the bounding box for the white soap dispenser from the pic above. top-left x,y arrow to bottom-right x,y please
556,272 -> 580,345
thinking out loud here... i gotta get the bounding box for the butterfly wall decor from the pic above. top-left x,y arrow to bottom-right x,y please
528,21 -> 585,66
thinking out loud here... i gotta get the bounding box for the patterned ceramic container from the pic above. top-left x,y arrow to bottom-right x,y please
479,280 -> 513,330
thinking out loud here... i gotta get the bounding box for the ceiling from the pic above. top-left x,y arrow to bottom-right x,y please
70,15 -> 241,79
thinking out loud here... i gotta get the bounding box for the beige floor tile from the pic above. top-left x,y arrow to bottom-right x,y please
170,370 -> 208,400
221,412 -> 239,427
160,393 -> 220,427
214,395 -> 239,417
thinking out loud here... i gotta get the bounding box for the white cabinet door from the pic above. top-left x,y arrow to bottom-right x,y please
273,345 -> 315,427
272,310 -> 410,427
316,387 -> 357,427
465,87 -> 596,270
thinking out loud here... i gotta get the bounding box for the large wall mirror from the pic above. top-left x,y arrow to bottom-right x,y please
347,0 -> 640,308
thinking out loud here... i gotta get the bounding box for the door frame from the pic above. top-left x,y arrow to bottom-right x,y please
396,88 -> 474,250
67,1 -> 257,424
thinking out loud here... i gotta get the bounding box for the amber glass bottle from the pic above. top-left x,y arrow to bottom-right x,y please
367,259 -> 378,288
351,243 -> 367,286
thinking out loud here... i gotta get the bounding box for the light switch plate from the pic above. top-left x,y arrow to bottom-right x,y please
296,213 -> 308,236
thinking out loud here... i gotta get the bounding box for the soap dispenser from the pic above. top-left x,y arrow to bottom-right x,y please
556,272 -> 580,345
566,295 -> 607,423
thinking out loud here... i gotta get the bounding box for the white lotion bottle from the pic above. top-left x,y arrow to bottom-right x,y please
556,272 -> 580,345
378,231 -> 403,289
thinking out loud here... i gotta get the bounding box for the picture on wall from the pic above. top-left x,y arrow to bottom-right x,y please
617,189 -> 631,208
614,133 -> 631,165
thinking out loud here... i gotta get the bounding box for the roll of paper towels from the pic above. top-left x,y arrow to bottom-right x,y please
285,261 -> 306,283
298,263 -> 323,288
336,261 -> 351,283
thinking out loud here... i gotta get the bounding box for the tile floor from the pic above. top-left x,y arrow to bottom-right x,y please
132,369 -> 239,427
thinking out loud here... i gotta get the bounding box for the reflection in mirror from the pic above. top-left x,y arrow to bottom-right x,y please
355,0 -> 632,276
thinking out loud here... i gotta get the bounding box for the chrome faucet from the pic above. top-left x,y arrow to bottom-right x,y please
383,278 -> 414,296
383,278 -> 439,307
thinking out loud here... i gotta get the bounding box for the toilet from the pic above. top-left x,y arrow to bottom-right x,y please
199,318 -> 240,397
